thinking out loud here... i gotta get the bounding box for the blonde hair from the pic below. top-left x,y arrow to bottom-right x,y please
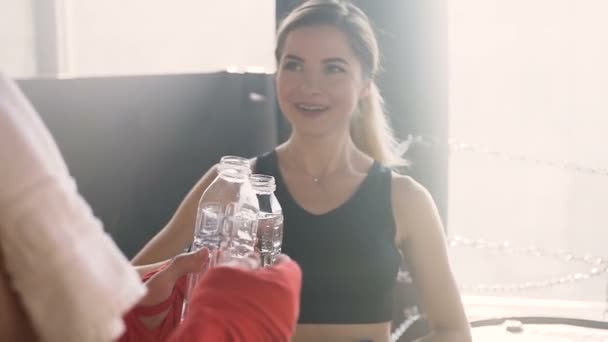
276,0 -> 407,167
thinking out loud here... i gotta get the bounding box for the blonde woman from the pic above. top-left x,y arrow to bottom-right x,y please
133,1 -> 471,341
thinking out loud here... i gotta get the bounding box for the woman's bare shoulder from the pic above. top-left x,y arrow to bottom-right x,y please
390,172 -> 441,241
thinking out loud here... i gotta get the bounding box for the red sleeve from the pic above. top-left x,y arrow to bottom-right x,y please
119,265 -> 187,342
168,259 -> 302,342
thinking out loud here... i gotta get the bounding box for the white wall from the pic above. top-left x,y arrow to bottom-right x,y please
448,0 -> 608,304
63,0 -> 276,76
0,0 -> 36,78
0,1 -> 275,78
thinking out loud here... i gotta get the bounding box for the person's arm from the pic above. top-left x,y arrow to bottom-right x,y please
133,261 -> 168,278
120,249 -> 209,342
131,166 -> 218,265
392,174 -> 472,342
0,74 -> 146,342
0,252 -> 38,341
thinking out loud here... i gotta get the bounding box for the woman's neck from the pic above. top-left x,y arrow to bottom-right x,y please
281,132 -> 359,179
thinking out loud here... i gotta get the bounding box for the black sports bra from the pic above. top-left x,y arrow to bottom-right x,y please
255,151 -> 401,324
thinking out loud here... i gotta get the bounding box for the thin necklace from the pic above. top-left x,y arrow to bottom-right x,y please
284,146 -> 335,185
308,166 -> 330,185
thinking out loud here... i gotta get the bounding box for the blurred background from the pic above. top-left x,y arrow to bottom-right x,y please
2,0 -> 608,339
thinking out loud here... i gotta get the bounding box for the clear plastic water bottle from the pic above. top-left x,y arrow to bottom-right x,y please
191,156 -> 258,261
250,174 -> 283,267
182,155 -> 259,320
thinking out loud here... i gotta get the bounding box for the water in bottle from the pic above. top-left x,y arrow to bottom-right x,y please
250,174 -> 283,267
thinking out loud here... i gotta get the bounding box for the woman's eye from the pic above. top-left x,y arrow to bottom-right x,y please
325,64 -> 346,74
283,61 -> 302,71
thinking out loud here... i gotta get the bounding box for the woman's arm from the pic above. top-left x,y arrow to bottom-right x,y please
131,165 -> 218,265
132,158 -> 258,266
392,174 -> 472,342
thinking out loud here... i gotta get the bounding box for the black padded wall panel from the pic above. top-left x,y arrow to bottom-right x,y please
18,72 -> 278,257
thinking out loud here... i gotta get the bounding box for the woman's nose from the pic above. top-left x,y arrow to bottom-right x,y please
298,73 -> 323,95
